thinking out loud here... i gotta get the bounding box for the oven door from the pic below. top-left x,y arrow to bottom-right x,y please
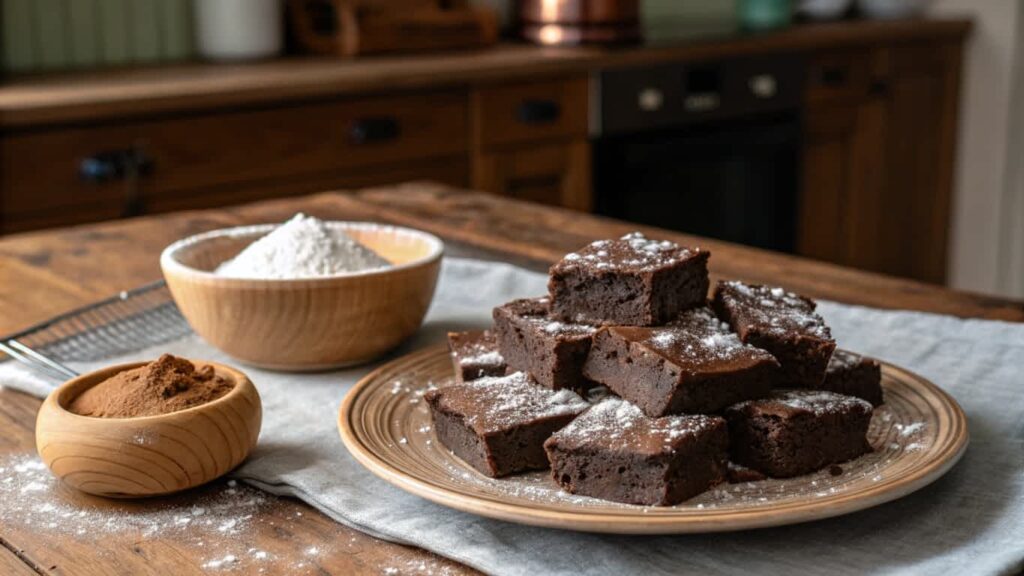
594,113 -> 800,253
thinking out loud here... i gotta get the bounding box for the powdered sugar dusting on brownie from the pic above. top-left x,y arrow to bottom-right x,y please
719,281 -> 832,340
552,397 -> 721,453
553,232 -> 702,274
827,349 -> 866,372
536,318 -> 595,337
638,307 -> 775,364
438,372 -> 589,433
450,331 -> 504,365
650,331 -> 679,349
540,319 -> 595,336
498,297 -> 595,337
448,330 -> 507,380
731,389 -> 872,417
461,349 -> 504,366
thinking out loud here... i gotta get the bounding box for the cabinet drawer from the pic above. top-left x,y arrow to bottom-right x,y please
473,77 -> 589,149
1,157 -> 467,235
474,140 -> 590,211
0,90 -> 468,216
805,50 -> 870,105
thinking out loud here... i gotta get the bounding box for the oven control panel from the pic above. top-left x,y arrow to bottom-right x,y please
595,56 -> 804,136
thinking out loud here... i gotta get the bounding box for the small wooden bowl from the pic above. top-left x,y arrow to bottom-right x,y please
160,221 -> 443,370
35,359 -> 262,498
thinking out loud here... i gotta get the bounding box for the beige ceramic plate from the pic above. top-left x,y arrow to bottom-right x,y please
339,345 -> 968,534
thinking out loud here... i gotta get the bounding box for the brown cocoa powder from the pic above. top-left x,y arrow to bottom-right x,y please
69,354 -> 233,418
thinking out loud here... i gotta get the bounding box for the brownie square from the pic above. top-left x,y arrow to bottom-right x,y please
447,330 -> 507,384
492,297 -> 596,392
582,307 -> 779,417
548,232 -> 710,326
425,372 -> 589,478
724,389 -> 873,478
712,280 -> 836,388
726,461 -> 767,483
544,398 -> 728,505
820,350 -> 884,406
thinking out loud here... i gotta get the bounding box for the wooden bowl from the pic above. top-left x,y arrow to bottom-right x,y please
35,359 -> 262,498
160,221 -> 443,370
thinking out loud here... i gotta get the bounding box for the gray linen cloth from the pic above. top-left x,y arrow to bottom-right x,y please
2,258 -> 1022,575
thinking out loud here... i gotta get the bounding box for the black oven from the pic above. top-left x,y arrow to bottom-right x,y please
593,56 -> 803,253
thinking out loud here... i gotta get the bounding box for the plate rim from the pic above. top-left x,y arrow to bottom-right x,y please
338,344 -> 969,534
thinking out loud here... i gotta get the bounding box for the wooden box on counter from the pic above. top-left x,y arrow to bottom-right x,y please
0,19 -> 968,284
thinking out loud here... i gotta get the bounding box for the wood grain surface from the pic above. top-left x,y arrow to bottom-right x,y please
0,183 -> 1020,575
0,546 -> 37,576
0,20 -> 969,129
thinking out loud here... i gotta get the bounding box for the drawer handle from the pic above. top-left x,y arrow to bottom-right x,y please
350,117 -> 401,145
79,148 -> 153,183
516,100 -> 561,125
818,65 -> 849,87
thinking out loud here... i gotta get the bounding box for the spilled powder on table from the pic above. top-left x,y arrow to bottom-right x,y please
0,454 -> 341,573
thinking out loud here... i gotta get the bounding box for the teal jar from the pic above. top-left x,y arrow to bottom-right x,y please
740,0 -> 793,30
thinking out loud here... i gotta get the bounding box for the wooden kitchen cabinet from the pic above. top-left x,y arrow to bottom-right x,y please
0,90 -> 469,233
799,40 -> 963,283
0,20 -> 969,276
470,77 -> 592,210
474,140 -> 591,210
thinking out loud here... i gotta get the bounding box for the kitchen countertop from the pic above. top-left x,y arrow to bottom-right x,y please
0,18 -> 970,129
0,182 -> 1020,575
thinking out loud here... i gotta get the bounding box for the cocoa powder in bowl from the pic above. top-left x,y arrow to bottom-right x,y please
68,354 -> 234,418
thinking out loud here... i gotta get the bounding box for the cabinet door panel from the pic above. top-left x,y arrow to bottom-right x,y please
474,140 -> 590,211
881,70 -> 948,283
799,108 -> 853,261
800,42 -> 960,284
843,96 -> 889,272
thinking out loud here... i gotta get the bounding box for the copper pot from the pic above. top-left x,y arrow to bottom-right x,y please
519,0 -> 640,45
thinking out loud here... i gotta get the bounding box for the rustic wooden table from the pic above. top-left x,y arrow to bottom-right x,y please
1,183 -> 1020,575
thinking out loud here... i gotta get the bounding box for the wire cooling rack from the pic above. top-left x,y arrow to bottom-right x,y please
0,280 -> 192,383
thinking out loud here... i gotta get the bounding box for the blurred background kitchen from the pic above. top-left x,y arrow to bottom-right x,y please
0,0 -> 1020,299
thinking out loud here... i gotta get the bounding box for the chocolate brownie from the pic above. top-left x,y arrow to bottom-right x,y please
425,371 -> 589,478
820,350 -> 884,406
492,297 -> 596,392
544,398 -> 728,505
712,280 -> 836,388
726,461 -> 767,483
582,307 -> 779,417
447,330 -> 507,384
548,232 -> 710,326
724,389 -> 873,478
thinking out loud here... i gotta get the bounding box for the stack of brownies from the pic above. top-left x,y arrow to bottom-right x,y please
427,232 -> 884,506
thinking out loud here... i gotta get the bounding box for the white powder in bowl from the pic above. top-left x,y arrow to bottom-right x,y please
215,214 -> 391,279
